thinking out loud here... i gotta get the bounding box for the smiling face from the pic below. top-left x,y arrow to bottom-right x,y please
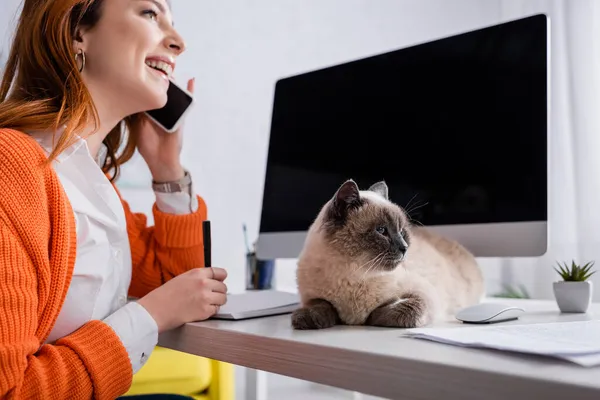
76,0 -> 185,118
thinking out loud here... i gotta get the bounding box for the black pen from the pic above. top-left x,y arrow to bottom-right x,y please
202,220 -> 211,268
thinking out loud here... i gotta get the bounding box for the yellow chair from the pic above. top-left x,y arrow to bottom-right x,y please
124,346 -> 234,400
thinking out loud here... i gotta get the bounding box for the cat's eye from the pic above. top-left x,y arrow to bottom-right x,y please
376,226 -> 388,235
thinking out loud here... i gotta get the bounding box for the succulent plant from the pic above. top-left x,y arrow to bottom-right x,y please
554,260 -> 596,282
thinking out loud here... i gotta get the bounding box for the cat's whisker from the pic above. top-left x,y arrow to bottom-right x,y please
403,193 -> 419,213
351,260 -> 368,275
357,258 -> 378,281
409,218 -> 424,227
359,252 -> 385,282
357,257 -> 377,282
369,253 -> 388,275
360,261 -> 376,280
350,255 -> 383,314
352,253 -> 383,275
406,201 -> 429,216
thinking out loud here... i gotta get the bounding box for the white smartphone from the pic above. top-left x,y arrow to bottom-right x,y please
145,79 -> 194,133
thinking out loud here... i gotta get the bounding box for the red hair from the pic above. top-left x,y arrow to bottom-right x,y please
0,0 -> 139,181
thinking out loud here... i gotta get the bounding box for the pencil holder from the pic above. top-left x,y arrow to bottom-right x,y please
246,251 -> 275,290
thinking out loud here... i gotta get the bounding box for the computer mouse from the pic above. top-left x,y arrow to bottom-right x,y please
455,303 -> 525,324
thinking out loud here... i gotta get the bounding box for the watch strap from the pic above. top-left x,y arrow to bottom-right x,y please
152,170 -> 192,193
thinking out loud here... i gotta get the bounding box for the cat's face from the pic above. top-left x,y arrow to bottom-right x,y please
320,179 -> 411,272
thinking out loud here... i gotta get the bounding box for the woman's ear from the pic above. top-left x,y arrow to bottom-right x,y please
72,26 -> 88,54
72,26 -> 89,72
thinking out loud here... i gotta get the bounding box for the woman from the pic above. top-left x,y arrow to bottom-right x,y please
0,0 -> 228,398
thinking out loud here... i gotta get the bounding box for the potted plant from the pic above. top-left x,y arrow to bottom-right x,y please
553,260 -> 596,313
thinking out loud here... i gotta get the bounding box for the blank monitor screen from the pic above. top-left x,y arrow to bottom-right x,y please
257,14 -> 548,259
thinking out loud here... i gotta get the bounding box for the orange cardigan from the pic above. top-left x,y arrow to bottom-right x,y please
0,129 -> 208,399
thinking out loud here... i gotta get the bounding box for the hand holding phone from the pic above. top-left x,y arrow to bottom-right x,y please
145,78 -> 194,133
137,78 -> 194,182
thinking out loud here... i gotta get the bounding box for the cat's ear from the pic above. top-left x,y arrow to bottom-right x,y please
368,181 -> 389,200
335,179 -> 361,205
329,179 -> 361,222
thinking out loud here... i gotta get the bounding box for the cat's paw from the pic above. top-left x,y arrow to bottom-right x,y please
365,295 -> 426,328
291,299 -> 339,330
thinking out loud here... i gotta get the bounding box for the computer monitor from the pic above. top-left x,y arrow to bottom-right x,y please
257,13 -> 549,259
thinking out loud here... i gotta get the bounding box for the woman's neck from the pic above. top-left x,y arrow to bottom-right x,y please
83,95 -> 126,159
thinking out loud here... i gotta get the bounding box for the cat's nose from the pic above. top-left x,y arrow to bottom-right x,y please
392,238 -> 408,253
396,235 -> 408,251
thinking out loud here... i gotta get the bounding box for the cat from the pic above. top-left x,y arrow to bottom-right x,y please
291,179 -> 485,330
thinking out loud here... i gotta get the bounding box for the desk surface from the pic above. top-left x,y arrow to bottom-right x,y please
159,298 -> 600,400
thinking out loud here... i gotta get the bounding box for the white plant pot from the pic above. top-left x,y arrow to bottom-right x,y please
553,281 -> 593,313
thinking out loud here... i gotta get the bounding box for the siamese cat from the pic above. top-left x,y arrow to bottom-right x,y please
292,179 -> 484,329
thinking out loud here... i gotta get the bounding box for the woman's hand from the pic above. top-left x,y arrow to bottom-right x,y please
136,78 -> 195,182
138,267 -> 228,333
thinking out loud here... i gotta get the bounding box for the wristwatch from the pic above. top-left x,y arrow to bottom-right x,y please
152,170 -> 192,193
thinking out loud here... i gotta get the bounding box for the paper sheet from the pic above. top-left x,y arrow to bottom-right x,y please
404,320 -> 600,366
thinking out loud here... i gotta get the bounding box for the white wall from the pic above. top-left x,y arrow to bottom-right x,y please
0,0 -> 20,58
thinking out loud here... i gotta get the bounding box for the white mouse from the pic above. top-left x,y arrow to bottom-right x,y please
455,303 -> 525,324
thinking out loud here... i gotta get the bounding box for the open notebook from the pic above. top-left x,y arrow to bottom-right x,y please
212,290 -> 300,320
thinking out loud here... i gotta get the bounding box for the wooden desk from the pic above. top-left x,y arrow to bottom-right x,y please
158,298 -> 600,400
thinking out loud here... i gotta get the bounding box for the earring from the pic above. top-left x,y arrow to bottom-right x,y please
74,49 -> 86,73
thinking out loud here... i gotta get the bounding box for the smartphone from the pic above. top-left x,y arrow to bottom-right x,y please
145,79 -> 194,133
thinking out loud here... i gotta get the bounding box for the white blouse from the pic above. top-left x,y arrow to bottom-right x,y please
33,133 -> 196,374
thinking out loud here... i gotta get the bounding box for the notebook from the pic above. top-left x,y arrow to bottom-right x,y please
212,290 -> 300,320
404,320 -> 600,367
